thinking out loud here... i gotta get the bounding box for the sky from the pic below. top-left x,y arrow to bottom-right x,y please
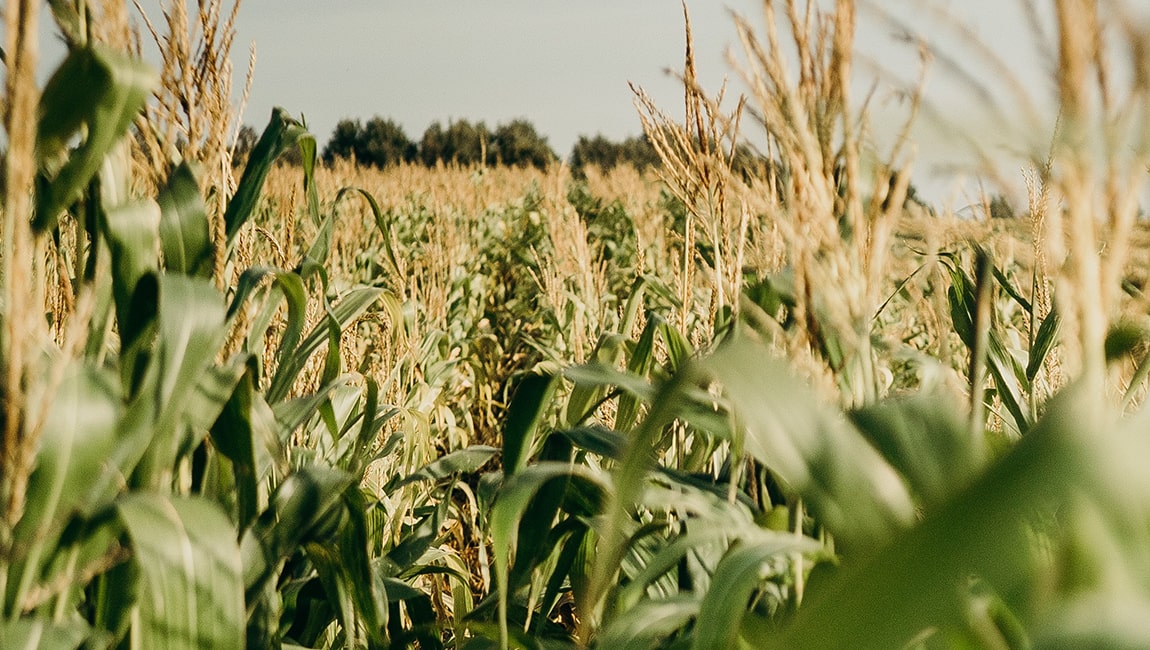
214,0 -> 1064,204
33,1 -> 1150,205
224,1 -> 752,152
207,1 -> 1050,147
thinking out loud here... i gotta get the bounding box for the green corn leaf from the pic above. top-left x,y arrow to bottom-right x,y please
335,186 -> 403,277
344,377 -> 392,474
533,522 -> 589,637
127,276 -> 227,488
386,497 -> 450,571
946,257 -> 1030,433
615,519 -> 809,617
615,317 -> 659,433
490,463 -> 608,649
183,361 -> 248,450
209,367 -> 266,528
585,368 -> 699,620
704,336 -> 916,553
321,307 -> 343,387
560,424 -> 625,459
1105,320 -> 1149,363
399,445 -> 499,486
946,265 -> 977,349
1027,308 -> 1061,381
617,277 -> 648,337
303,211 -> 336,268
299,129 -> 331,265
157,161 -> 212,277
987,331 -> 1030,433
228,267 -> 308,390
45,0 -> 84,47
318,382 -> 382,452
598,595 -> 699,650
35,46 -> 157,232
992,263 -> 1032,313
266,286 -> 382,404
37,517 -> 126,638
563,335 -> 625,427
849,392 -> 983,510
82,260 -> 118,360
764,385 -> 1111,649
298,132 -> 321,225
223,107 -> 311,248
85,555 -> 140,646
508,434 -> 581,593
4,364 -> 121,615
303,486 -> 388,649
239,466 -> 355,598
264,271 -> 308,390
0,619 -> 92,650
874,261 -> 932,321
102,200 -> 161,351
692,536 -> 816,650
501,372 -> 559,478
563,362 -> 657,407
658,317 -> 695,373
271,374 -> 352,447
117,495 -> 244,650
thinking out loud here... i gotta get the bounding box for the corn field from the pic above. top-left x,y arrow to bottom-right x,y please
4,0 -> 1150,648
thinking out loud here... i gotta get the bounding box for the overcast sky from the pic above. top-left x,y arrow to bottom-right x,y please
213,0 -> 1073,203
48,2 -> 1150,204
223,1 -> 762,151
207,2 -> 1049,147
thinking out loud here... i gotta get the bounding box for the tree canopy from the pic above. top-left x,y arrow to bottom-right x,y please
322,116 -> 416,168
569,133 -> 660,178
314,116 -> 666,173
419,119 -> 491,167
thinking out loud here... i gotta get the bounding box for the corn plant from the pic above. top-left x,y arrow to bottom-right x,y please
471,1 -> 1150,649
0,7 -> 480,647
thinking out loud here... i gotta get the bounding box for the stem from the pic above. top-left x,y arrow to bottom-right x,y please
968,251 -> 994,444
1,0 -> 41,543
793,498 -> 805,605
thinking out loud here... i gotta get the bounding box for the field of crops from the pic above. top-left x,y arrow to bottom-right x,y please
6,0 -> 1150,648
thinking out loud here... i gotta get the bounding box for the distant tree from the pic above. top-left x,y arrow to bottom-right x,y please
618,134 -> 661,171
492,119 -> 555,169
358,117 -> 416,167
729,142 -> 772,180
323,118 -> 362,164
418,122 -> 445,166
989,193 -> 1016,219
420,119 -> 491,167
570,135 -> 621,178
232,124 -> 259,164
570,133 -> 660,178
322,116 -> 415,168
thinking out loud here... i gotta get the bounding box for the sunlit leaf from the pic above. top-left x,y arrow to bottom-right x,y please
704,336 -> 915,552
400,446 -> 499,486
35,46 -> 156,231
224,107 -> 312,248
502,372 -> 558,478
157,161 -> 212,277
117,495 -> 244,650
4,364 -> 120,614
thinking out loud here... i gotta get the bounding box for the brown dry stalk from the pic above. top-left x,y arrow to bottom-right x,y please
1,0 -> 41,526
133,0 -> 250,286
1042,0 -> 1149,396
632,1 -> 750,339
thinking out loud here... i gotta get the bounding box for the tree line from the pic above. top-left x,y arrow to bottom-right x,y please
235,116 -> 664,176
233,115 -> 813,187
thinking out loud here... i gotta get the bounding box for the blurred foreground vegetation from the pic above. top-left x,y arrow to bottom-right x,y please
5,1 -> 1150,649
